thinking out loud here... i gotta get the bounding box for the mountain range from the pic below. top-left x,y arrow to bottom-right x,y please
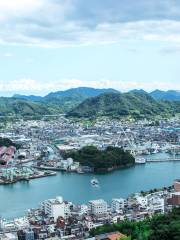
150,90 -> 180,101
68,91 -> 180,118
13,87 -> 119,101
13,88 -> 180,102
12,87 -> 119,114
0,87 -> 179,118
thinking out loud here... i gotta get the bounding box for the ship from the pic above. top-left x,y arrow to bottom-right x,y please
135,157 -> 146,164
90,177 -> 99,186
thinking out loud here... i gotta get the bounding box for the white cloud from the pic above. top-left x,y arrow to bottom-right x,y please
0,0 -> 43,16
0,0 -> 180,47
4,52 -> 13,57
0,78 -> 179,95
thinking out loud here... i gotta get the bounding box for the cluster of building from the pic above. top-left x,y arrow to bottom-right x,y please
0,115 -> 179,182
1,116 -> 180,159
0,179 -> 180,240
0,146 -> 16,166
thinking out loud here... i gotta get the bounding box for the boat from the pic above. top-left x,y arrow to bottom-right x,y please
90,177 -> 99,186
135,157 -> 146,164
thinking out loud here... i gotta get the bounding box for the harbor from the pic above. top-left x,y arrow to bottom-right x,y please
0,168 -> 56,185
0,116 -> 179,219
0,159 -> 180,219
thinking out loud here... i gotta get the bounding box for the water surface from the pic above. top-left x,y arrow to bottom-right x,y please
0,160 -> 180,219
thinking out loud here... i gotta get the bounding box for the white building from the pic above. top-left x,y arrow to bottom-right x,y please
88,199 -> 107,216
111,198 -> 126,212
135,196 -> 148,208
85,221 -> 103,230
59,158 -> 74,170
80,204 -> 88,215
42,196 -> 71,221
148,196 -> 164,214
0,233 -> 18,240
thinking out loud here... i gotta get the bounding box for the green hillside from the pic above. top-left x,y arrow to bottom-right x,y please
90,207 -> 180,240
68,92 -> 180,119
1,91 -> 179,119
0,97 -> 50,117
13,87 -> 119,113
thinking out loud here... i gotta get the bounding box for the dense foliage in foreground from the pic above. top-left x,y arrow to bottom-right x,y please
63,146 -> 135,172
90,208 -> 180,240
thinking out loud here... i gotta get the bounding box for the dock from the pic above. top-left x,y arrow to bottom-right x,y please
146,158 -> 180,162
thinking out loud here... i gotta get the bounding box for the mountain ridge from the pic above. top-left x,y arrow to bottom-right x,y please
68,91 -> 180,119
1,87 -> 179,118
150,90 -> 180,101
12,88 -> 180,102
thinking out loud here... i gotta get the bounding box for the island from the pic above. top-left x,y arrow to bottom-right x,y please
63,145 -> 135,173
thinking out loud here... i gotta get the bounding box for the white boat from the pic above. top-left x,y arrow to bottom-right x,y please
90,177 -> 99,186
135,157 -> 146,164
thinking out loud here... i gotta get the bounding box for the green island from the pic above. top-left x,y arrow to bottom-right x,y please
90,207 -> 180,240
63,145 -> 135,172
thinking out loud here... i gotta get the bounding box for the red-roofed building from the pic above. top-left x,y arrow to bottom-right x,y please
0,146 -> 16,166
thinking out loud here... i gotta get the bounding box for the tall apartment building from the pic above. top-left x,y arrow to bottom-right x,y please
42,196 -> 71,221
88,199 -> 107,216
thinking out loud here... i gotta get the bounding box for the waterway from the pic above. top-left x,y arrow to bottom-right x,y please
0,154 -> 180,219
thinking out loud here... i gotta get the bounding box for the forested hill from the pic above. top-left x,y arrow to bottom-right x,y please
68,92 -> 180,118
63,146 -> 135,172
150,90 -> 180,101
12,87 -> 119,114
1,90 -> 180,118
0,97 -> 50,117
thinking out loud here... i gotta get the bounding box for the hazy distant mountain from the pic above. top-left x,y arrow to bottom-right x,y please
13,87 -> 119,101
150,90 -> 180,101
13,87 -> 119,112
68,92 -> 180,118
129,89 -> 148,94
44,87 -> 119,99
13,94 -> 43,101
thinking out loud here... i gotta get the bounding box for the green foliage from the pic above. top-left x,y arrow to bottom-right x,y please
0,97 -> 50,117
63,145 -> 135,172
90,208 -> 180,240
13,87 -> 119,114
68,92 -> 180,119
1,91 -> 179,118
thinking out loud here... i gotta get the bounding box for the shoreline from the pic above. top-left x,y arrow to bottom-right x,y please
0,171 -> 56,185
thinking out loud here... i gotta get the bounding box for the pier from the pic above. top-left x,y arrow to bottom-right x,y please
146,158 -> 180,162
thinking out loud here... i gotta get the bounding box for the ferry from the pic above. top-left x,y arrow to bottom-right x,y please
135,157 -> 146,164
90,177 -> 99,186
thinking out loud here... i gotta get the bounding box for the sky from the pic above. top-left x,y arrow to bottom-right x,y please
0,0 -> 180,96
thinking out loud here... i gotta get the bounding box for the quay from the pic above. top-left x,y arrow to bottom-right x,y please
0,169 -> 56,185
146,157 -> 180,162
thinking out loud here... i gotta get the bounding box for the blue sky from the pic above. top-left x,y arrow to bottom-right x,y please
0,0 -> 180,96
